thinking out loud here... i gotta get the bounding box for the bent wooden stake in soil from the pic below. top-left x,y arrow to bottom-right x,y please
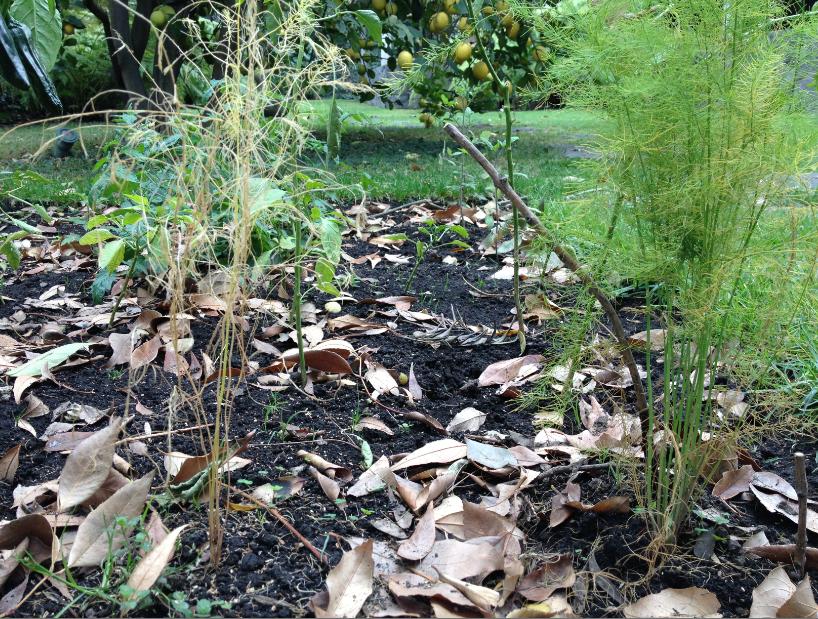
443,122 -> 650,438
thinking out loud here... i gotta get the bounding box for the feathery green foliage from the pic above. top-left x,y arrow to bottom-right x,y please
532,0 -> 818,548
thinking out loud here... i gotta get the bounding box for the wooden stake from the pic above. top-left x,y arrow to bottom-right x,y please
795,452 -> 808,580
443,122 -> 650,437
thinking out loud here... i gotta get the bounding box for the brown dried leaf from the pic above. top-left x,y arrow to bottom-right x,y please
354,417 -> 394,436
624,587 -> 722,618
517,555 -> 576,601
130,335 -> 161,369
57,418 -> 122,511
310,466 -> 341,501
713,464 -> 754,500
391,440 -> 467,471
125,524 -> 188,599
752,471 -> 798,501
0,444 -> 21,481
311,539 -> 374,618
105,332 -> 132,368
397,505 -> 436,561
751,567 -> 799,618
347,456 -> 390,498
446,408 -> 487,434
297,450 -> 353,482
750,486 -> 818,534
68,473 -> 154,567
478,355 -> 544,388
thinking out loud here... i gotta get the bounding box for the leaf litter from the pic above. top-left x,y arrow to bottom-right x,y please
0,199 -> 815,618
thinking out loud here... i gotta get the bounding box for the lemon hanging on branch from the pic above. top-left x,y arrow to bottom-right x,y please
430,11 -> 450,33
506,20 -> 520,39
397,50 -> 414,70
472,60 -> 490,80
371,0 -> 387,11
454,42 -> 472,63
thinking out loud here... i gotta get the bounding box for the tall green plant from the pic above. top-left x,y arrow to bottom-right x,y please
540,0 -> 818,548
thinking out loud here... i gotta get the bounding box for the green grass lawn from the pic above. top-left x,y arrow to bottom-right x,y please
0,103 -> 604,205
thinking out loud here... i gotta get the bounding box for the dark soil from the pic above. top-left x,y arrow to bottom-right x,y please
1,201 -> 817,618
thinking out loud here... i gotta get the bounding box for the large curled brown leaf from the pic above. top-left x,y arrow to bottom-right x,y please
58,418 -> 123,511
311,539 -> 374,618
712,464 -> 754,500
67,473 -> 154,567
478,355 -> 544,387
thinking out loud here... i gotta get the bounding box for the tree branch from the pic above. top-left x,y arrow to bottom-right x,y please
443,122 -> 650,438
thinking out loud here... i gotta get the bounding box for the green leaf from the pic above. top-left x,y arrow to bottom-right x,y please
90,270 -> 116,303
314,257 -> 335,283
353,9 -> 381,43
0,234 -> 23,269
7,342 -> 89,377
247,178 -> 286,214
79,228 -> 116,245
9,0 -> 61,71
360,439 -> 373,469
8,216 -> 40,234
319,220 -> 341,265
99,238 -> 125,272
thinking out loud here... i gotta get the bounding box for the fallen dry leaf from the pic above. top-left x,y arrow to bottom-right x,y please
517,555 -> 576,601
478,355 -> 544,388
311,539 -> 374,618
310,466 -> 341,501
391,440 -> 467,471
68,473 -> 153,567
750,567 -> 817,618
58,417 -> 123,511
0,444 -> 21,481
446,407 -> 487,434
397,504 -> 436,561
623,587 -> 722,618
125,524 -> 189,599
130,335 -> 161,369
712,464 -> 754,500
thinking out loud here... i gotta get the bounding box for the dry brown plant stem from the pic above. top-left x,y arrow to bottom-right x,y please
795,451 -> 808,579
443,122 -> 649,439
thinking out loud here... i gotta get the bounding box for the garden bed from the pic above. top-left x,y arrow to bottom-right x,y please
0,199 -> 816,617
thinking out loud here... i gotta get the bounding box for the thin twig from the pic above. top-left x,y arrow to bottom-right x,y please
225,483 -> 327,564
795,451 -> 808,579
443,122 -> 650,441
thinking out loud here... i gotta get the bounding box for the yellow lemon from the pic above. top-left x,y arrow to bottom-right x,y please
432,11 -> 450,31
454,42 -> 472,63
443,0 -> 457,14
534,45 -> 550,62
481,6 -> 495,15
372,0 -> 387,10
506,20 -> 520,38
457,16 -> 469,30
495,0 -> 508,11
472,60 -> 490,80
386,1 -> 398,14
455,95 -> 468,111
501,12 -> 514,26
397,50 -> 414,70
62,22 -> 75,35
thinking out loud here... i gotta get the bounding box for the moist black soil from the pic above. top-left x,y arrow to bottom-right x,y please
1,201 -> 817,617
